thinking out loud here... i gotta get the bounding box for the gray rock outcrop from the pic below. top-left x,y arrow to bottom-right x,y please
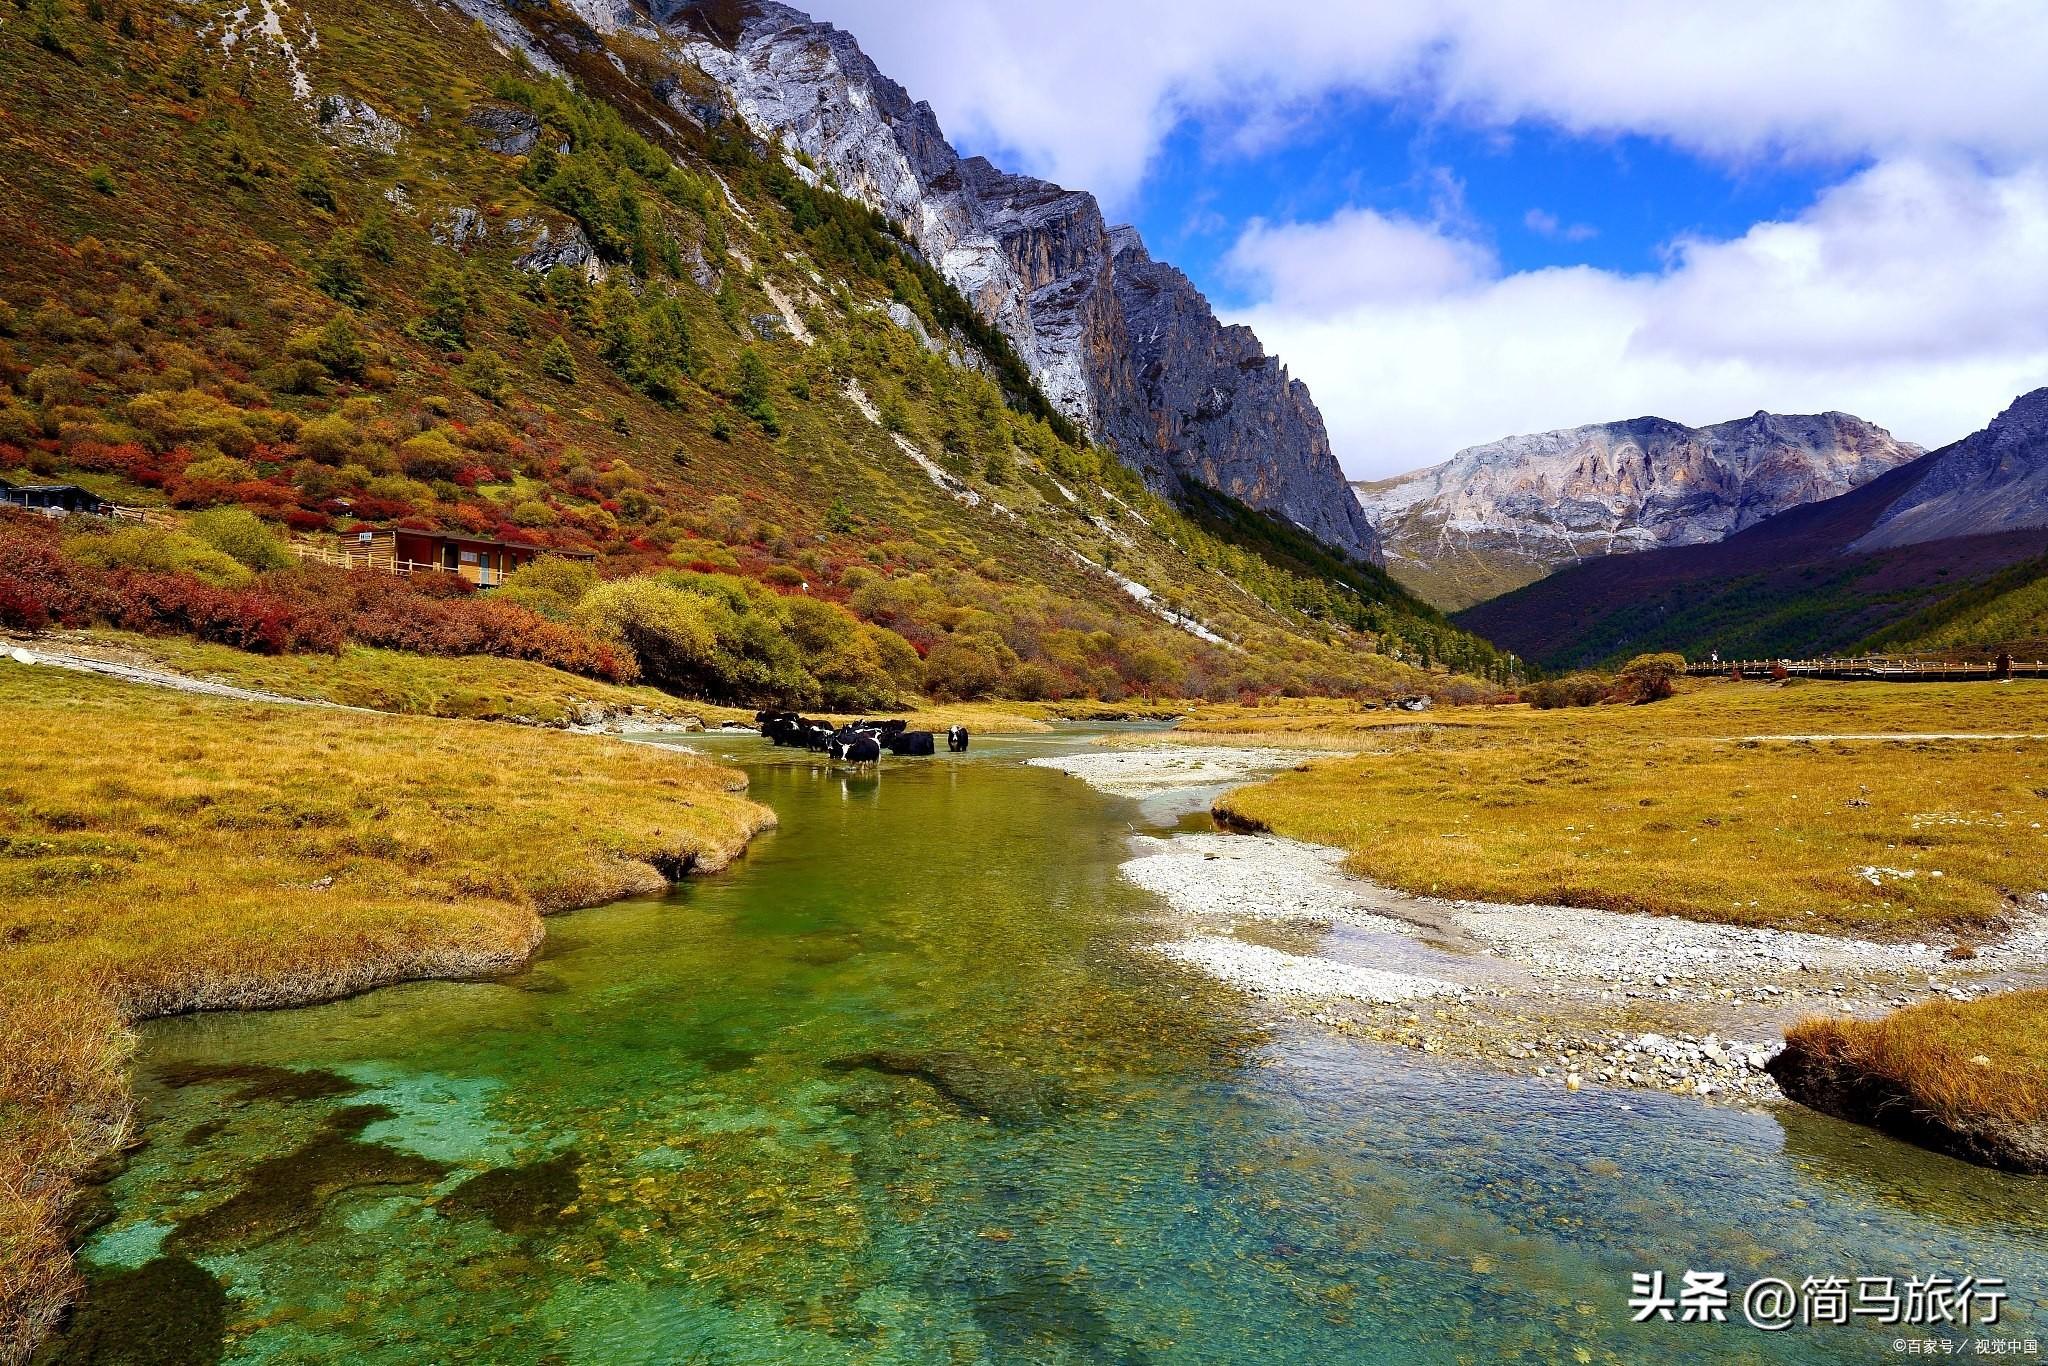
1851,388 -> 2048,551
1107,229 -> 1374,557
466,105 -> 543,155
1356,411 -> 1922,607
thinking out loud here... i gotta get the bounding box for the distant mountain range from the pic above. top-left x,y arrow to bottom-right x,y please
1353,412 -> 1921,610
1455,388 -> 2048,668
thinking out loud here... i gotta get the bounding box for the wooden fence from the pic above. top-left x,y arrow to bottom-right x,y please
1688,657 -> 2046,682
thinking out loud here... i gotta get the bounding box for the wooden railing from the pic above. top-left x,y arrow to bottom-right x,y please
104,505 -> 183,529
1689,656 -> 2046,681
286,542 -> 510,586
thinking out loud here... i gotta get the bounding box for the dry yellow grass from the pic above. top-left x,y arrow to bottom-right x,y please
1211,680 -> 2048,937
1182,676 -> 2048,742
0,666 -> 772,1359
47,631 -> 713,727
17,632 -> 1199,736
1773,994 -> 2048,1171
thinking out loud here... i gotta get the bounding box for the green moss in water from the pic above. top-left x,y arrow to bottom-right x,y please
165,1105 -> 447,1255
824,1050 -> 1062,1124
32,1257 -> 225,1366
440,1150 -> 584,1235
179,1119 -> 226,1149
151,1062 -> 360,1105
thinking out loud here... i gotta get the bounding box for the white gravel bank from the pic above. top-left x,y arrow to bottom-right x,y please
1121,833 -> 1414,929
1026,746 -> 1304,794
1153,937 -> 1459,1003
1043,733 -> 2048,1105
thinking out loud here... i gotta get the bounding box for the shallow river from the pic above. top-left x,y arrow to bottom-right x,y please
62,730 -> 2048,1363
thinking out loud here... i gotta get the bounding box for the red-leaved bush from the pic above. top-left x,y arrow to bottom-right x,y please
0,511 -> 633,680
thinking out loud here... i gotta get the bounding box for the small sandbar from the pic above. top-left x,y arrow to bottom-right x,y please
1025,745 -> 1305,794
1121,833 -> 1418,932
1152,937 -> 1460,1003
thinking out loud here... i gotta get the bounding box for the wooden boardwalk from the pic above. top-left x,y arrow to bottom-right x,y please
1687,656 -> 2045,682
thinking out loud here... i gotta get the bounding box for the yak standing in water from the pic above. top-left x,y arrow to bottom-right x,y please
884,730 -> 936,756
828,731 -> 882,763
759,714 -> 962,762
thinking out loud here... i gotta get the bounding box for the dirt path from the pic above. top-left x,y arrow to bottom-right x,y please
2,639 -> 355,709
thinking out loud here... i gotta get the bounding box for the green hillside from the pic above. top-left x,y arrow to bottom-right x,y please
1868,552 -> 2048,659
0,0 -> 1511,700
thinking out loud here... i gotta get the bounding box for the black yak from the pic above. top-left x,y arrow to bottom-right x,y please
829,733 -> 882,763
884,730 -> 936,756
946,725 -> 970,753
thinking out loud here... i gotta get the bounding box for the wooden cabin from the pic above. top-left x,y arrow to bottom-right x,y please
0,480 -> 105,514
388,530 -> 592,588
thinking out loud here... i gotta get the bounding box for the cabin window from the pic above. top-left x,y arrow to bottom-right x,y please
460,549 -> 482,566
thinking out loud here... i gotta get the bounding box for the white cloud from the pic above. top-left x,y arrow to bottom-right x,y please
805,0 -> 2048,204
1524,208 -> 1596,243
1225,208 -> 1495,310
1230,158 -> 2048,475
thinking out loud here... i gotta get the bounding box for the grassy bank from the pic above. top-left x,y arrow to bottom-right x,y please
0,667 -> 773,1360
26,630 -> 712,727
1770,994 -> 2048,1172
1209,680 -> 2048,937
14,630 -> 1190,735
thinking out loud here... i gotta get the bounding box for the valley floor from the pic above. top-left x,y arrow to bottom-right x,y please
1037,681 -> 2048,1170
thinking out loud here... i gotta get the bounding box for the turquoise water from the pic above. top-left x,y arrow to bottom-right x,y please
57,731 -> 2048,1363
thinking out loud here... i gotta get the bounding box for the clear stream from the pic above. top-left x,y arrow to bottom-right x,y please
57,730 -> 2048,1364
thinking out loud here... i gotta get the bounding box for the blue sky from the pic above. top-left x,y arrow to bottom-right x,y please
810,1 -> 2048,476
1119,112 -> 1854,311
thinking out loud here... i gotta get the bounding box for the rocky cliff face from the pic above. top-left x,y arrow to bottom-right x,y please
1355,411 -> 1921,609
1106,231 -> 1373,557
662,1 -> 1379,561
1851,388 -> 2048,551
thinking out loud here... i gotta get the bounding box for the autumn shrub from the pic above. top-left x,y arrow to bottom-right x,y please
495,556 -> 596,621
0,515 -> 628,677
1611,652 -> 1685,705
923,634 -> 1017,701
576,573 -> 918,705
399,430 -> 466,481
108,573 -> 345,654
185,507 -> 293,572
66,526 -> 252,588
1521,673 -> 1610,709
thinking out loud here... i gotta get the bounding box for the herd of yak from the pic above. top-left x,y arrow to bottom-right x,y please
754,711 -> 970,763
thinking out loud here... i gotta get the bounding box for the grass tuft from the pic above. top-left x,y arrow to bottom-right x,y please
1772,994 -> 2048,1172
1205,680 -> 2048,936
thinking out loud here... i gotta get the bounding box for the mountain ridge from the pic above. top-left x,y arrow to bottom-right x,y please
1455,389 -> 2048,667
1355,409 -> 1921,609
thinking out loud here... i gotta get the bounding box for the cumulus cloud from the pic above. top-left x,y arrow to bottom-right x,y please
805,0 -> 2048,202
1230,158 -> 2048,475
1225,208 -> 1495,310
